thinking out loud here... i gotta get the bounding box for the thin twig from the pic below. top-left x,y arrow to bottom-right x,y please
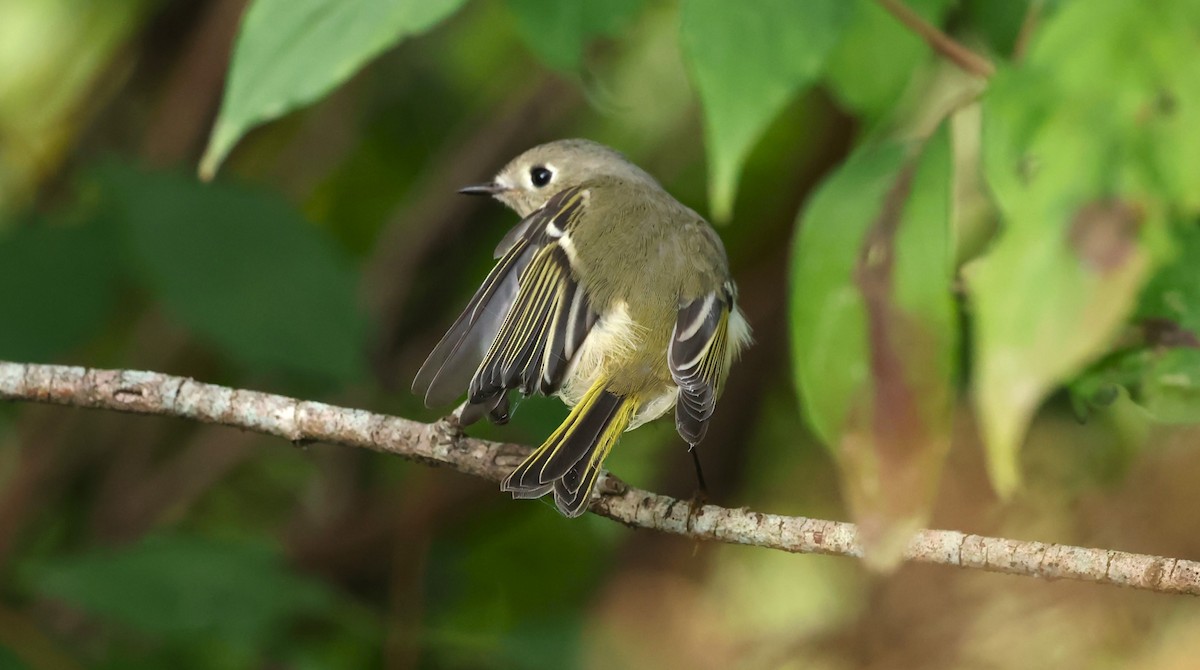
875,0 -> 996,79
1,361 -> 1198,596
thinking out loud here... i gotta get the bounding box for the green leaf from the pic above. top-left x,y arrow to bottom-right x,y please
29,533 -> 334,647
200,0 -> 469,178
1074,346 -> 1200,426
505,0 -> 644,71
680,0 -> 852,221
425,511 -> 609,665
98,162 -> 367,381
1137,223 -> 1200,334
0,221 -> 119,361
970,0 -> 1200,495
960,0 -> 1033,56
792,146 -> 899,447
823,0 -> 954,121
0,647 -> 27,670
791,129 -> 955,567
1139,348 -> 1200,423
1025,0 -> 1200,215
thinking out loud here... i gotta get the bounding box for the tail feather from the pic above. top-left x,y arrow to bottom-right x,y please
501,382 -> 638,517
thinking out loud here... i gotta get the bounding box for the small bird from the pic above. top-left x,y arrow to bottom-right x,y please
413,139 -> 750,517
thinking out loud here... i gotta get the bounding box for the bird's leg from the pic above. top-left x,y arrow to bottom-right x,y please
688,443 -> 709,503
686,444 -> 709,534
433,403 -> 468,450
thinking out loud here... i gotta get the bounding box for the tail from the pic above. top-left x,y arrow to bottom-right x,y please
501,381 -> 639,517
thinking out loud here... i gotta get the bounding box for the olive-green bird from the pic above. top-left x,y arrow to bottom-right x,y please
413,139 -> 751,517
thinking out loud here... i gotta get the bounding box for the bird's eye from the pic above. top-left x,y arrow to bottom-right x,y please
530,166 -> 553,188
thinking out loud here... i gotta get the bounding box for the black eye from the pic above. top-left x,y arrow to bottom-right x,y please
530,166 -> 553,188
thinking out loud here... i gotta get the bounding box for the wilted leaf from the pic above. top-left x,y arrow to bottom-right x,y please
791,129 -> 955,567
505,0 -> 644,71
970,0 -> 1197,495
970,200 -> 1154,496
29,533 -> 334,647
0,221 -> 119,361
98,162 -> 367,381
822,0 -> 954,121
200,0 -> 468,178
680,0 -> 852,221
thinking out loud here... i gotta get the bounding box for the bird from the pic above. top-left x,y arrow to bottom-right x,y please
413,139 -> 751,517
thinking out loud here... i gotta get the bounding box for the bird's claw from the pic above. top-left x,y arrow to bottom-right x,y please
433,412 -> 465,450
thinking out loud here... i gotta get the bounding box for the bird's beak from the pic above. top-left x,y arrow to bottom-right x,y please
458,182 -> 506,196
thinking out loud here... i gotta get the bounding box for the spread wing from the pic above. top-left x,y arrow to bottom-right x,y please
412,239 -> 534,408
469,243 -> 595,403
413,187 -> 597,418
669,284 -> 738,445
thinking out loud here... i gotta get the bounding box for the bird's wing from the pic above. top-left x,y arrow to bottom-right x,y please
469,187 -> 597,405
413,187 -> 596,410
669,283 -> 737,445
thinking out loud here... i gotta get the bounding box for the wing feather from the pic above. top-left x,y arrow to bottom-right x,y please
412,241 -> 535,407
669,286 -> 736,445
415,186 -> 596,416
414,187 -> 588,408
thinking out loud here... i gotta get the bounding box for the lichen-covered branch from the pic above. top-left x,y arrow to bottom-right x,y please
1,361 -> 1196,596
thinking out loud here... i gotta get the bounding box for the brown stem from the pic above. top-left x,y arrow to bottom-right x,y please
875,0 -> 996,79
1012,0 -> 1045,62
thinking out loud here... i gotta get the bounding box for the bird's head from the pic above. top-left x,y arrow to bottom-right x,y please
459,139 -> 659,217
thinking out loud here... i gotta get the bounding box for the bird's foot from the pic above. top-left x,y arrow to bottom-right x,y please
433,411 -> 465,450
685,487 -> 708,535
597,471 -> 628,497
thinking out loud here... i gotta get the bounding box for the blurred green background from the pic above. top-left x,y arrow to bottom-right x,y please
3,0 -> 1200,668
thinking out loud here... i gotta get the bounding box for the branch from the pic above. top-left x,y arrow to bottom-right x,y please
2,362 -> 1197,596
875,0 -> 996,79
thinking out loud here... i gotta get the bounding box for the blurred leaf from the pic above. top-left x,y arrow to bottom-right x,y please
791,129 -> 955,567
99,162 -> 367,381
500,620 -> 582,670
0,221 -> 119,361
425,510 -> 610,665
1140,348 -> 1200,423
505,0 -> 644,71
1137,223 -> 1200,335
29,533 -> 335,648
200,0 -> 469,178
970,0 -> 1197,495
1074,344 -> 1200,426
970,183 -> 1154,497
1026,0 -> 1200,214
0,0 -> 156,219
791,146 -> 896,447
0,647 -> 26,670
1069,349 -> 1143,422
823,0 -> 953,121
680,0 -> 852,221
436,511 -> 610,617
960,0 -> 1033,57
